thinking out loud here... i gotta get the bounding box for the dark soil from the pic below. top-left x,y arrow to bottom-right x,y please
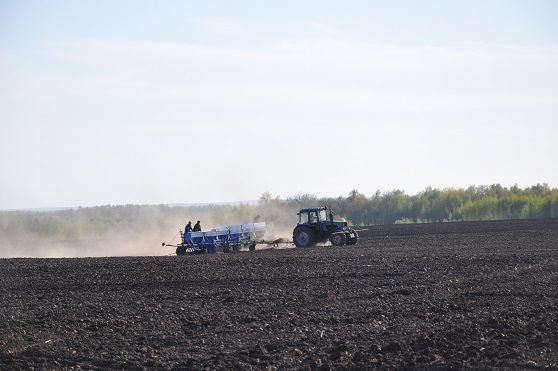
1,219 -> 557,370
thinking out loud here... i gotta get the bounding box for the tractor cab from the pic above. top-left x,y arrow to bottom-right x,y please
298,207 -> 331,225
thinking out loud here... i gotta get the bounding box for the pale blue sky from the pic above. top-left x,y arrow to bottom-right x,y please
1,1 -> 557,209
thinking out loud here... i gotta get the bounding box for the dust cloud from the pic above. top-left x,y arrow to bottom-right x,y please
0,203 -> 300,258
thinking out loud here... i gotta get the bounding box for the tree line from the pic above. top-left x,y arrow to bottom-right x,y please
1,184 -> 556,243
321,183 -> 558,225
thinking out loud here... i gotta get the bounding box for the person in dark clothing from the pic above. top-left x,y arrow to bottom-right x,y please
193,221 -> 202,232
184,221 -> 192,233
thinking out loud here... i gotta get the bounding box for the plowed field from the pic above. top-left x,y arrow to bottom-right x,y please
1,219 -> 557,369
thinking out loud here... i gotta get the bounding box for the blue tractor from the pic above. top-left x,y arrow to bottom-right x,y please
293,206 -> 358,247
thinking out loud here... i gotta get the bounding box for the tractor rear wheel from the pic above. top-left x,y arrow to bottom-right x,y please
293,226 -> 315,247
330,232 -> 346,246
176,246 -> 186,256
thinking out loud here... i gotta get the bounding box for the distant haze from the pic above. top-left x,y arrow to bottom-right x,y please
1,1 -> 557,209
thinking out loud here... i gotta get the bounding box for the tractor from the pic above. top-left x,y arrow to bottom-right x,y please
292,206 -> 358,247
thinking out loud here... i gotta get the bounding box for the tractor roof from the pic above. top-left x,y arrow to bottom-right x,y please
299,207 -> 327,213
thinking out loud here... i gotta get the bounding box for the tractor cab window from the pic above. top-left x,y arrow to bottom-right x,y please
309,211 -> 318,223
319,209 -> 328,221
300,210 -> 321,224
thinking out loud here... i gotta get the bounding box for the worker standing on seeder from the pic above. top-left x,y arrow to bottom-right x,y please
193,220 -> 202,232
184,221 -> 192,233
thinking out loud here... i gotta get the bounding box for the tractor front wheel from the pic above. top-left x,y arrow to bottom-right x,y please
330,232 -> 347,246
347,229 -> 358,245
293,226 -> 315,248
